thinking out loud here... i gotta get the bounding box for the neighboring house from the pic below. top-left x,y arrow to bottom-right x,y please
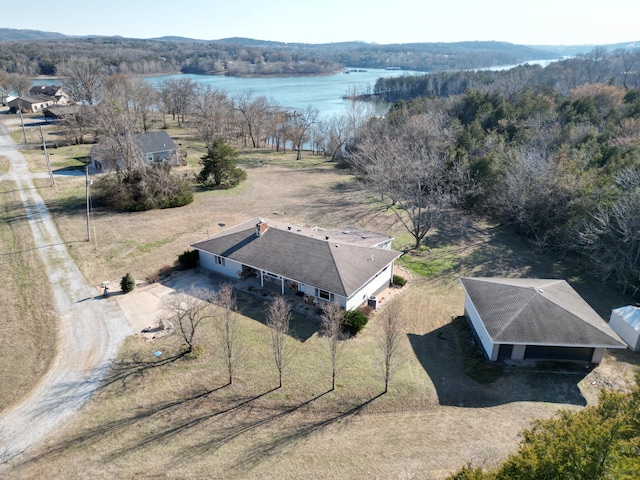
191,218 -> 402,310
90,131 -> 179,171
43,104 -> 85,121
28,85 -> 72,105
609,305 -> 640,351
8,95 -> 56,113
459,277 -> 626,363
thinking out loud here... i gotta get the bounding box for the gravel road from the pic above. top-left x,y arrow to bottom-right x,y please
0,121 -> 133,468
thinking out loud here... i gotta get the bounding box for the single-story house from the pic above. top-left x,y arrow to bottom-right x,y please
459,277 -> 626,363
28,85 -> 71,105
90,131 -> 179,171
609,305 -> 640,351
43,104 -> 86,121
191,218 -> 402,310
8,95 -> 56,113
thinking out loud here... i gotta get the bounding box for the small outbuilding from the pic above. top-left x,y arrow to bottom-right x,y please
609,305 -> 640,351
460,277 -> 626,364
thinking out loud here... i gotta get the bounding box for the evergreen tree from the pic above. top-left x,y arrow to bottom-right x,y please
197,139 -> 246,188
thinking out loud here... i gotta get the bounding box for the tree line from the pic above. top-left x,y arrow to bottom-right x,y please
0,36 -> 559,78
347,78 -> 640,297
369,47 -> 640,102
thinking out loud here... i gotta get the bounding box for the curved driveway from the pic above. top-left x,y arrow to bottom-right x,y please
0,122 -> 132,466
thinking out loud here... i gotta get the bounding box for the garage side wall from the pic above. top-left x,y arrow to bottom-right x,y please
464,295 -> 498,361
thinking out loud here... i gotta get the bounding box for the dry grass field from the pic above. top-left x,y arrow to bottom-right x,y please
3,116 -> 639,479
0,177 -> 57,413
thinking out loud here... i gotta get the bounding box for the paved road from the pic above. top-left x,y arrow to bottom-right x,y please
0,122 -> 133,467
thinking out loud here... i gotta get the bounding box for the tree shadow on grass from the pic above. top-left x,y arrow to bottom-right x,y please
14,383 -> 231,468
230,391 -> 385,472
408,323 -> 588,408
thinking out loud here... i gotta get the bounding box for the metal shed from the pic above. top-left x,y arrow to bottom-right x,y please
610,306 -> 640,351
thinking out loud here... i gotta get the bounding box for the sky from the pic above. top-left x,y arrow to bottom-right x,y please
5,0 -> 640,46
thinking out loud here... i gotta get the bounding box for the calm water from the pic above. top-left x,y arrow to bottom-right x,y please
34,68 -> 419,117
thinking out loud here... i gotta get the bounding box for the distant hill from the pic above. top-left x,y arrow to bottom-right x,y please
0,28 -> 67,41
1,28 -> 639,78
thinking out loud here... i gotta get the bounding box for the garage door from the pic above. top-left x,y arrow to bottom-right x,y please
524,346 -> 594,362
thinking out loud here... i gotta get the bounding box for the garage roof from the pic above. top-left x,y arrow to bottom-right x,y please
460,277 -> 626,348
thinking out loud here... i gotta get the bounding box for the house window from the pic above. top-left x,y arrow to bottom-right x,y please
215,255 -> 225,266
316,288 -> 333,301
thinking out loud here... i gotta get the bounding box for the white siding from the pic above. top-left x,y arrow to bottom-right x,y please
198,251 -> 241,279
464,295 -> 498,361
345,264 -> 393,310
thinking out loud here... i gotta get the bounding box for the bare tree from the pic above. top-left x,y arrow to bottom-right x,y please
161,287 -> 214,353
213,283 -> 243,385
320,302 -> 345,391
91,98 -> 144,175
57,58 -> 106,105
6,73 -> 31,97
377,300 -> 407,393
286,105 -> 319,160
234,91 -> 271,148
266,296 -> 292,388
157,77 -> 196,127
349,113 -> 468,249
578,168 -> 640,296
130,78 -> 158,133
193,85 -> 231,148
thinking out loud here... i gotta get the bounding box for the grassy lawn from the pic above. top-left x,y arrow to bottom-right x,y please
4,118 -> 639,478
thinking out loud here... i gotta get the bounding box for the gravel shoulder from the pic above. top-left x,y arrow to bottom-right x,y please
0,122 -> 133,468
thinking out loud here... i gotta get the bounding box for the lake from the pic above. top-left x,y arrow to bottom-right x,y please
33,68 -> 420,118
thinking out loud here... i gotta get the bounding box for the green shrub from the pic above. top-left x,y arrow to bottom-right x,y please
120,272 -> 135,293
343,309 -> 369,336
392,274 -> 407,287
93,164 -> 193,212
177,249 -> 199,269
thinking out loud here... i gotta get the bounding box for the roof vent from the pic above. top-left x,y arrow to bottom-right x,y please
537,288 -> 544,293
325,236 -> 329,240
288,226 -> 291,230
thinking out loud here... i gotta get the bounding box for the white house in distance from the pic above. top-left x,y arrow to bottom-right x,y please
459,277 -> 626,364
609,305 -> 640,351
191,218 -> 401,310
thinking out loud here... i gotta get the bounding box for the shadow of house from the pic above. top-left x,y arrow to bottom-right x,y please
408,324 -> 589,408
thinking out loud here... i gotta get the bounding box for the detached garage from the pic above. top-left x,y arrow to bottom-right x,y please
459,277 -> 626,364
610,306 -> 640,351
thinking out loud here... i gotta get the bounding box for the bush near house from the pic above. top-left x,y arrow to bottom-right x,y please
392,274 -> 407,287
120,272 -> 135,293
177,249 -> 199,269
343,309 -> 369,336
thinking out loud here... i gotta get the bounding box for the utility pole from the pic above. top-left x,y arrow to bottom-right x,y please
39,126 -> 55,187
85,164 -> 92,242
19,109 -> 27,143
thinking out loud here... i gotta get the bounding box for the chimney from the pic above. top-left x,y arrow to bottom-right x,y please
256,220 -> 269,236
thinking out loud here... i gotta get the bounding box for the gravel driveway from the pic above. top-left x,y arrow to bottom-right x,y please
0,122 -> 132,467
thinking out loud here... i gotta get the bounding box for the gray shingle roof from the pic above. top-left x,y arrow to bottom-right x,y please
133,131 -> 176,154
191,218 -> 401,297
460,277 -> 625,347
